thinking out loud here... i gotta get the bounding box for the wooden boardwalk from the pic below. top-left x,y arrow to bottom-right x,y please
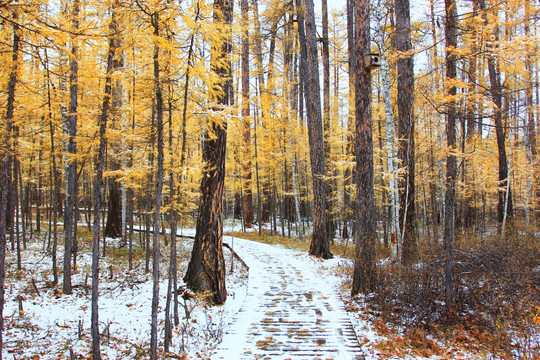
213,238 -> 365,360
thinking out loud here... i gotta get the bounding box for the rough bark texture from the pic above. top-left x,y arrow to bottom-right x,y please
0,12 -> 20,359
184,0 -> 233,305
241,0 -> 254,228
104,171 -> 122,238
64,0 -> 80,295
321,0 -> 335,240
299,0 -> 332,259
149,9 -> 165,359
443,0 -> 457,313
395,0 -> 416,265
351,0 -> 377,296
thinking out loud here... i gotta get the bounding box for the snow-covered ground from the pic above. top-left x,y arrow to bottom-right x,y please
2,227 -> 479,359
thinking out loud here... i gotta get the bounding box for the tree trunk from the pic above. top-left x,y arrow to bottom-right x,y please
443,0 -> 458,314
321,0 -> 335,240
373,1 -> 400,243
104,172 -> 122,238
149,9 -> 165,359
64,0 -> 80,295
0,12 -> 21,358
298,0 -> 332,259
351,0 -> 377,296
241,0 -> 254,228
395,0 -> 416,265
478,0 -> 513,229
184,0 -> 233,305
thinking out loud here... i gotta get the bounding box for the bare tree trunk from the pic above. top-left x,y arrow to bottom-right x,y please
241,0 -> 254,228
343,0 -> 355,240
395,0 -> 416,265
298,0 -> 332,259
0,12 -> 21,358
443,0 -> 458,314
524,1 -> 538,222
321,0 -> 335,240
184,0 -> 233,305
63,0 -> 80,295
149,9 -> 165,359
351,0 -> 377,296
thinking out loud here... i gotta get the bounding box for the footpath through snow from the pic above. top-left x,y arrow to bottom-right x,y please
214,236 -> 365,360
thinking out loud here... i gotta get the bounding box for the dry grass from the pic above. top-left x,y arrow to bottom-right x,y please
364,228 -> 540,359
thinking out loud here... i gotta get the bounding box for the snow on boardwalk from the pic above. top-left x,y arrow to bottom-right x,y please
213,237 -> 364,360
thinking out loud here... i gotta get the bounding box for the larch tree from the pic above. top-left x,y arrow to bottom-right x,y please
90,2 -> 121,357
0,9 -> 21,359
321,0 -> 335,239
443,0 -> 458,313
184,0 -> 234,305
351,0 -> 377,295
63,0 -> 80,295
479,0 -> 514,232
395,0 -> 416,265
241,0 -> 254,228
299,0 -> 332,259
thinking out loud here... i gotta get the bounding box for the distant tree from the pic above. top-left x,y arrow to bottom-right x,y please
241,0 -> 254,228
395,0 -> 417,265
479,0 -> 514,231
184,0 -> 234,305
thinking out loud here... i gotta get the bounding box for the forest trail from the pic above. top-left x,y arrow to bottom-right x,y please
213,237 -> 365,360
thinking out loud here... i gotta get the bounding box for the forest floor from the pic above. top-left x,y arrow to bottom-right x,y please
2,224 -> 533,359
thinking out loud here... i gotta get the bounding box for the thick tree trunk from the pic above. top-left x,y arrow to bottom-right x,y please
184,0 -> 233,305
351,0 -> 377,296
298,0 -> 332,259
64,0 -> 80,295
395,0 -> 416,265
443,0 -> 458,314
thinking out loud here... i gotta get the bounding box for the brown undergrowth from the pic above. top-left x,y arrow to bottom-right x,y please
361,227 -> 540,359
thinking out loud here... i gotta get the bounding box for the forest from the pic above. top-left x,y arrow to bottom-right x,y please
0,0 -> 538,358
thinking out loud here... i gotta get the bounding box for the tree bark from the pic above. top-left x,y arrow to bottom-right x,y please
184,0 -> 233,305
241,0 -> 254,228
0,12 -> 21,358
443,0 -> 458,314
64,0 -> 80,295
298,0 -> 332,259
395,0 -> 416,265
104,173 -> 122,238
351,0 -> 377,296
321,0 -> 335,240
149,9 -> 165,359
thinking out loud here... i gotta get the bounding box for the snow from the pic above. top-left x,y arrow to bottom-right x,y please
2,227 -> 478,359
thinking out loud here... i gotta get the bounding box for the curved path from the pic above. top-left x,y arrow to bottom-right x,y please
213,237 -> 365,360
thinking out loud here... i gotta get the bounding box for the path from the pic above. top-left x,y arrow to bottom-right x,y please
213,237 -> 364,360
